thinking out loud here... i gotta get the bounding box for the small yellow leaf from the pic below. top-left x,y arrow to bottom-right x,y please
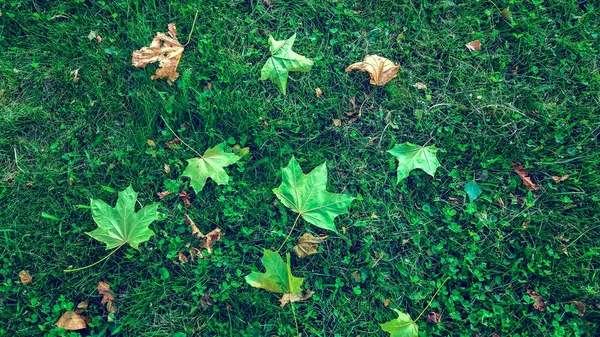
315,87 -> 323,98
164,163 -> 171,174
333,119 -> 342,127
19,270 -> 32,284
147,139 -> 156,147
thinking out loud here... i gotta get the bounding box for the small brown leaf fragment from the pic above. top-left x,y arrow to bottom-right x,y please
200,291 -> 214,307
96,35 -> 102,43
293,233 -> 328,258
527,289 -> 546,311
178,252 -> 188,264
76,301 -> 89,310
383,298 -> 391,307
414,82 -> 427,89
179,190 -> 192,206
569,301 -> 585,317
98,282 -> 115,305
465,39 -> 482,52
426,311 -> 441,324
164,163 -> 171,175
203,82 -> 213,91
200,228 -> 223,254
345,55 -> 400,86
19,270 -> 32,284
497,197 -> 505,207
333,119 -> 342,127
351,271 -> 362,282
511,163 -> 540,190
55,311 -> 88,330
157,191 -> 172,199
70,68 -> 80,82
189,247 -> 204,261
279,290 -> 314,307
315,87 -> 323,98
132,23 -> 184,85
552,175 -> 570,184
184,213 -> 201,237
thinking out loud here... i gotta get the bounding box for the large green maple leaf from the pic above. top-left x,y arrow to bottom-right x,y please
380,309 -> 419,337
245,249 -> 304,294
387,142 -> 440,183
181,143 -> 240,194
87,185 -> 158,250
260,33 -> 314,95
273,157 -> 355,232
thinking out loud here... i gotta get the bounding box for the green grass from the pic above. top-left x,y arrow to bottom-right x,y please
1,0 -> 599,336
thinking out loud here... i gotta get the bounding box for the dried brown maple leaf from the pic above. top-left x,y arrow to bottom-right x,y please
293,233 -> 328,258
55,311 -> 89,330
465,39 -> 482,51
345,55 -> 400,86
184,213 -> 201,236
98,282 -> 115,305
19,270 -> 32,284
177,252 -> 188,264
511,163 -> 540,191
527,289 -> 546,311
279,289 -> 314,307
179,190 -> 192,206
200,228 -> 223,254
552,174 -> 570,184
132,23 -> 184,85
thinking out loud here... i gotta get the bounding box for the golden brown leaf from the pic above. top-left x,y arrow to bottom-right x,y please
98,281 -> 115,305
315,87 -> 323,98
332,119 -> 342,127
164,163 -> 171,175
55,311 -> 89,330
76,301 -> 89,310
279,290 -> 314,307
179,190 -> 192,206
293,233 -> 328,258
157,191 -> 172,199
200,228 -> 223,254
184,213 -> 201,237
527,289 -> 546,311
19,270 -> 32,284
132,23 -> 184,85
465,39 -> 482,51
497,197 -> 505,207
383,298 -> 391,307
177,252 -> 188,264
414,82 -> 427,89
345,55 -> 400,86
552,175 -> 570,184
511,163 -> 540,191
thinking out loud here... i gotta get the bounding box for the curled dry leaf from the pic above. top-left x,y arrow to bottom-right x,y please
55,311 -> 89,330
279,289 -> 314,308
383,298 -> 391,307
179,190 -> 192,206
132,23 -> 184,85
332,119 -> 342,127
200,228 -> 223,254
70,68 -> 80,82
293,233 -> 328,258
552,175 -> 570,184
76,300 -> 89,310
465,39 -> 482,51
527,289 -> 546,311
177,252 -> 188,264
511,163 -> 540,191
157,191 -> 172,199
414,82 -> 427,89
164,163 -> 171,175
184,213 -> 201,236
19,270 -> 32,284
98,282 -> 115,305
425,311 -> 441,324
345,54 -> 400,86
569,301 -> 585,317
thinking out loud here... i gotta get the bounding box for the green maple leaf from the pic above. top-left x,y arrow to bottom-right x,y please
273,157 -> 355,232
260,33 -> 314,95
245,249 -> 304,294
387,142 -> 441,183
181,143 -> 241,194
87,185 -> 158,250
380,309 -> 419,337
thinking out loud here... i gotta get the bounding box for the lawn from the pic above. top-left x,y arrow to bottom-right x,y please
1,0 -> 599,336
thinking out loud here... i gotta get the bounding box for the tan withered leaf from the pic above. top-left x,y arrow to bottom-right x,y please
200,291 -> 214,307
345,55 -> 400,86
315,87 -> 323,98
200,228 -> 223,254
279,289 -> 314,308
184,213 -> 201,236
177,252 -> 188,264
465,39 -> 482,51
511,163 -> 540,190
132,23 -> 184,85
293,233 -> 328,258
55,311 -> 89,330
157,191 -> 172,199
98,282 -> 115,305
552,174 -> 570,184
426,311 -> 441,324
70,68 -> 80,82
569,301 -> 585,317
332,119 -> 342,127
527,289 -> 546,311
19,270 -> 32,284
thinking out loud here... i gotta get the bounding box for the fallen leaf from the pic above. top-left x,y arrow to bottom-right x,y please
527,289 -> 546,311
76,301 -> 88,309
388,143 -> 441,183
203,82 -> 213,91
383,298 -> 391,307
279,289 -> 314,308
293,233 -> 328,258
315,87 -> 323,98
19,270 -> 32,284
380,309 -> 418,337
345,55 -> 400,86
425,311 -> 441,324
501,7 -> 512,21
232,145 -> 250,158
182,143 -> 241,194
464,180 -> 483,202
157,191 -> 172,199
184,213 -> 201,236
147,139 -> 156,147
189,247 -> 204,261
132,23 -> 184,85
465,39 -> 481,51
98,282 -> 115,305
70,68 -> 80,82
333,119 -> 342,127
569,301 -> 585,317
179,190 -> 192,206
497,197 -> 505,207
245,250 -> 305,301
552,174 -> 570,184
200,291 -> 214,307
177,252 -> 188,264
55,311 -> 88,330
87,30 -> 98,41
511,163 -> 540,191
200,228 -> 223,254
260,33 -> 314,94
414,82 -> 427,89
164,163 -> 171,174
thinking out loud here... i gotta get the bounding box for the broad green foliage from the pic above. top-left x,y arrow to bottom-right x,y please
388,142 -> 440,183
273,157 -> 355,232
87,185 -> 158,250
380,309 -> 419,337
260,33 -> 314,95
182,143 -> 241,194
245,249 -> 304,294
464,180 -> 483,202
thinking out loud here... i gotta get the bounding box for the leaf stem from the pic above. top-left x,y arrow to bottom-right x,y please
290,302 -> 299,336
63,242 -> 126,273
414,276 -> 451,322
160,115 -> 203,157
183,10 -> 199,47
358,86 -> 378,117
277,213 -> 302,253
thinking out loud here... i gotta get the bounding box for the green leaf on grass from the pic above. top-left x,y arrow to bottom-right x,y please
388,142 -> 440,183
87,185 -> 158,250
273,157 -> 355,232
245,249 -> 304,294
380,309 -> 419,337
181,143 -> 240,194
464,180 -> 483,202
260,33 -> 314,95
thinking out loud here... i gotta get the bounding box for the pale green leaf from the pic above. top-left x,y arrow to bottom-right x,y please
380,309 -> 419,337
388,142 -> 440,183
273,157 -> 355,232
87,185 -> 158,250
464,180 -> 483,202
181,143 -> 240,194
260,33 -> 314,95
245,249 -> 304,294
